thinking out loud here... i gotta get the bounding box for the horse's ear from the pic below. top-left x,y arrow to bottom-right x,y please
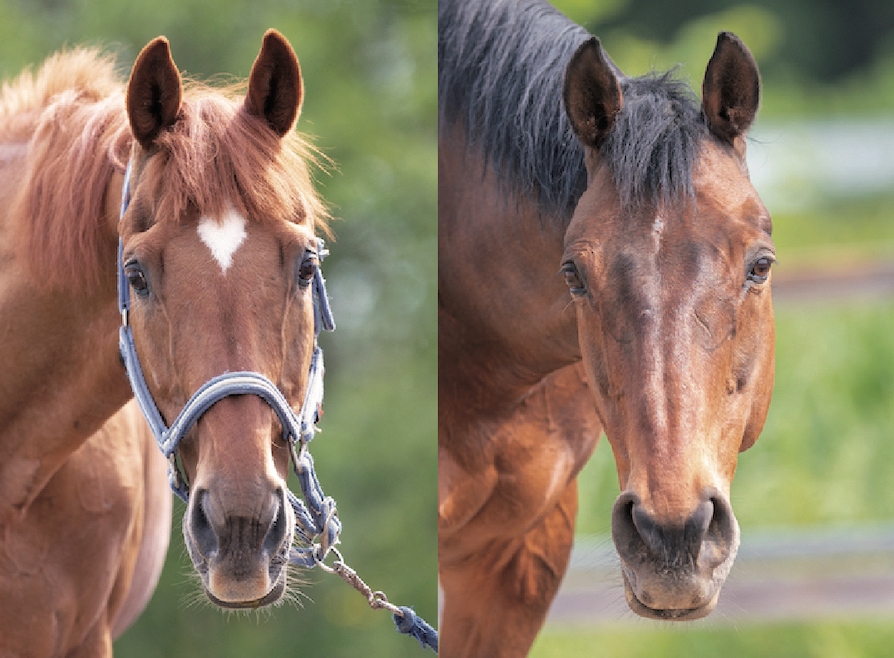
702,32 -> 760,144
127,37 -> 182,150
245,29 -> 303,137
563,37 -> 623,150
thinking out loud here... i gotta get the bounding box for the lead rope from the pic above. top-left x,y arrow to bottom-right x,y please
117,162 -> 437,652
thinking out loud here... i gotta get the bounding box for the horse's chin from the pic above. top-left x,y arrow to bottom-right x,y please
620,570 -> 721,621
203,571 -> 288,610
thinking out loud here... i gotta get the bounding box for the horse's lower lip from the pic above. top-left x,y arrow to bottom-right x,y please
620,571 -> 717,621
204,575 -> 287,609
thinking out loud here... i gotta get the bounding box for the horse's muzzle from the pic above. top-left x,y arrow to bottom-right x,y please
611,489 -> 739,620
184,485 -> 294,608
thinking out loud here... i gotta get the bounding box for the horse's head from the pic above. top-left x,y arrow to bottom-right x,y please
561,33 -> 773,620
121,31 -> 326,608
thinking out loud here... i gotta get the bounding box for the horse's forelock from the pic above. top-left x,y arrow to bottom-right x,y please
602,73 -> 707,212
145,88 -> 328,234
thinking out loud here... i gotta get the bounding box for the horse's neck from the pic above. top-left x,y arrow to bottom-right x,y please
0,162 -> 128,522
438,133 -> 580,433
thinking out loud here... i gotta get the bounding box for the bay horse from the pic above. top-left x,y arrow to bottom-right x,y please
0,29 -> 331,655
438,0 -> 774,655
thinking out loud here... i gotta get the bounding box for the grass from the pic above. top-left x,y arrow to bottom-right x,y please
734,300 -> 894,528
531,620 -> 894,658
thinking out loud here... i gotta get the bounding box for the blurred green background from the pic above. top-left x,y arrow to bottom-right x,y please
8,0 -> 894,655
0,0 -> 435,656
533,0 -> 894,656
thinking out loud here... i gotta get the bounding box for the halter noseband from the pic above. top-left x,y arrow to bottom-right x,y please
116,161 -> 339,564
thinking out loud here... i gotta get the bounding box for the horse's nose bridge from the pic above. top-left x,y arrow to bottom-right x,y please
625,438 -> 720,516
618,325 -> 721,484
191,390 -> 286,475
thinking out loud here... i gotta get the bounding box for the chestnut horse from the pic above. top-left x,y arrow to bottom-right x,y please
0,30 -> 330,655
439,1 -> 774,655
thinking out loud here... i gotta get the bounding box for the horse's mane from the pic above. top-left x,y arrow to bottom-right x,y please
5,49 -> 131,292
438,0 -> 706,221
4,48 -> 328,293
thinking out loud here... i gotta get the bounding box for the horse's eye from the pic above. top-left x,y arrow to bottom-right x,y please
747,256 -> 774,284
561,261 -> 586,296
125,262 -> 151,296
297,252 -> 318,288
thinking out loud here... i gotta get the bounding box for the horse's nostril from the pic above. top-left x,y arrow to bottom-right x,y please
189,489 -> 219,558
682,498 -> 714,560
612,492 -> 647,556
262,489 -> 290,557
630,500 -> 664,556
700,494 -> 737,568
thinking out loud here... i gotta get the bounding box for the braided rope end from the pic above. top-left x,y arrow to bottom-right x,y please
393,606 -> 439,652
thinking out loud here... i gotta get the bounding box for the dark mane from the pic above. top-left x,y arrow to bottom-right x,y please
438,0 -> 707,220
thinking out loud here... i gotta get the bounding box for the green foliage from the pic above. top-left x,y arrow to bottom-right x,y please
532,621 -> 894,658
549,0 -> 894,118
0,0 -> 435,655
733,300 -> 894,528
551,0 -> 894,84
587,4 -> 782,83
772,194 -> 894,256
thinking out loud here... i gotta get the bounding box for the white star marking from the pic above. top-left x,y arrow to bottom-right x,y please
197,207 -> 248,274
